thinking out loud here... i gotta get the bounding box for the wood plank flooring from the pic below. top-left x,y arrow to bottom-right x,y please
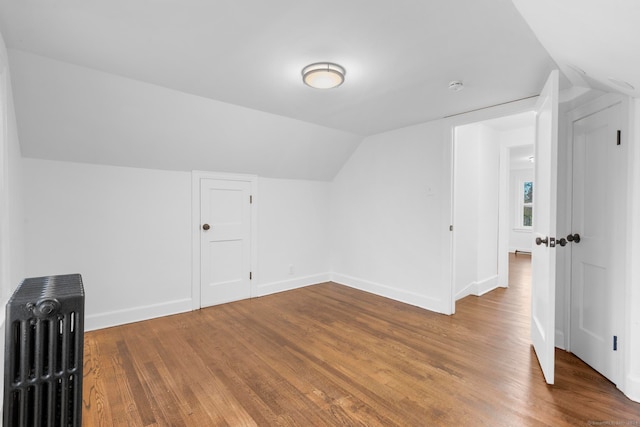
83,254 -> 640,426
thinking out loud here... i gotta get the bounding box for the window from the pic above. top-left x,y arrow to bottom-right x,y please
515,179 -> 533,229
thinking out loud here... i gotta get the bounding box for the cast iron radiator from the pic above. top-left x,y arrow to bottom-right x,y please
3,274 -> 85,427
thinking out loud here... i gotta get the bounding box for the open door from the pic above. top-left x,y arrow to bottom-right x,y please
531,70 -> 559,385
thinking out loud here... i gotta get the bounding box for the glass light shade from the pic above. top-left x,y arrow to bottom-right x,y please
302,62 -> 345,89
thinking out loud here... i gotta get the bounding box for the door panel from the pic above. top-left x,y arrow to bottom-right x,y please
207,240 -> 243,285
200,179 -> 252,307
570,102 -> 624,384
531,70 -> 559,385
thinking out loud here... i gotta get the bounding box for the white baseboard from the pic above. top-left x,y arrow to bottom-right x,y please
455,275 -> 499,301
623,374 -> 640,403
85,274 -> 331,331
85,298 -> 193,331
555,329 -> 566,350
455,282 -> 475,301
256,273 -> 330,297
476,275 -> 499,296
331,273 -> 447,314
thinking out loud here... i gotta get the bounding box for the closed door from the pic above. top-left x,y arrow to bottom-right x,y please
570,101 -> 625,384
200,178 -> 252,307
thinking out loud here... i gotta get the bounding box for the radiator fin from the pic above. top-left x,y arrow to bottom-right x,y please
4,274 -> 85,427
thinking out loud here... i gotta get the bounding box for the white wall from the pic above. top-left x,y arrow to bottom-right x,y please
0,30 -> 24,303
330,120 -> 450,313
0,26 -> 25,413
497,126 -> 534,295
453,124 -> 480,299
257,177 -> 331,295
475,126 -> 500,287
22,160 -> 333,330
500,127 -> 535,253
23,159 -> 193,330
453,123 -> 500,300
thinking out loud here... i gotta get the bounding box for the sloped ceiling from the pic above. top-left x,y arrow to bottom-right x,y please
512,0 -> 640,98
7,50 -> 362,181
0,0 -> 562,178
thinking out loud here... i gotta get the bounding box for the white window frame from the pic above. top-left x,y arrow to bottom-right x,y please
514,171 -> 534,230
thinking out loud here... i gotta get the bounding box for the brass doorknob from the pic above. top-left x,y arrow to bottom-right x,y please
202,224 -> 210,231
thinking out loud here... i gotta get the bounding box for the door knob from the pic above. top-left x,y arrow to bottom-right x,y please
535,236 -> 548,247
566,233 -> 581,243
557,238 -> 567,247
202,224 -> 210,231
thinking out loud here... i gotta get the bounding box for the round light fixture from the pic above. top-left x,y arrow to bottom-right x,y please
302,62 -> 345,89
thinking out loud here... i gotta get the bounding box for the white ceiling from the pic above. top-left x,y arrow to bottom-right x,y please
509,144 -> 535,170
0,0 -> 558,136
511,0 -> 640,98
1,0 -> 638,179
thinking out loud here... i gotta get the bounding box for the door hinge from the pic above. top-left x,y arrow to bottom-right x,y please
449,225 -> 453,231
613,335 -> 618,351
249,272 -> 253,280
250,195 -> 253,204
617,130 -> 621,146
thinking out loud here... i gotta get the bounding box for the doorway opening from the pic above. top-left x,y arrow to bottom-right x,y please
451,111 -> 535,310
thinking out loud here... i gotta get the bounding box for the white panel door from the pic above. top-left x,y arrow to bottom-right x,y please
531,70 -> 559,385
200,179 -> 252,307
570,102 -> 624,384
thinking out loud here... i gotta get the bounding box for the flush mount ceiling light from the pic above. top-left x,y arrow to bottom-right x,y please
302,62 -> 345,89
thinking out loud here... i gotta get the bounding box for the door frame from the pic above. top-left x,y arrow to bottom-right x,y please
446,97 -> 538,314
563,93 -> 629,386
191,171 -> 258,310
498,142 -> 535,287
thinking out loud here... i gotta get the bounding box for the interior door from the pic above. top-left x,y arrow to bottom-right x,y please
530,70 -> 559,385
570,101 -> 624,384
200,178 -> 252,307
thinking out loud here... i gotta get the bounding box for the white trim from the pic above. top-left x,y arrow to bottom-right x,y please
85,298 -> 193,331
331,273 -> 448,314
565,93 -> 631,397
191,171 -> 258,311
256,273 -> 331,297
455,281 -> 475,301
446,96 -> 538,314
566,93 -> 625,123
455,275 -> 500,300
514,174 -> 534,229
475,274 -> 500,296
623,375 -> 640,403
623,98 -> 639,403
441,122 -> 455,314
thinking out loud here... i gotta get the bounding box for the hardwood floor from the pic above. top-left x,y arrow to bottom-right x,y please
83,254 -> 640,426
